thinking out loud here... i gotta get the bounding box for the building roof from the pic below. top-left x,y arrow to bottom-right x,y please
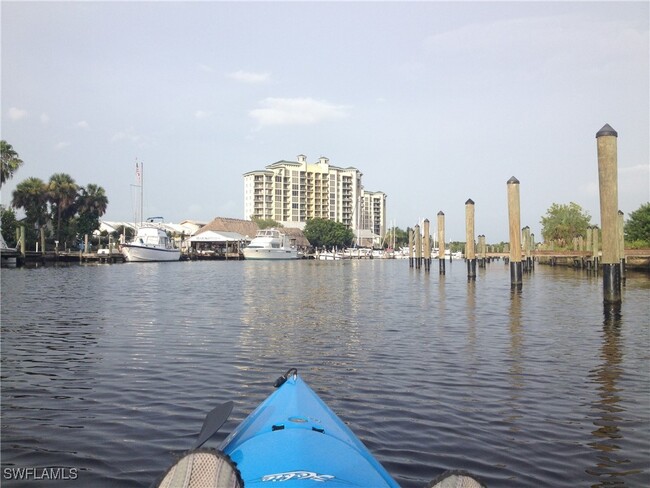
196,217 -> 260,239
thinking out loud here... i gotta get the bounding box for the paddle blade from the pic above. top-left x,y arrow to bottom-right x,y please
194,401 -> 234,449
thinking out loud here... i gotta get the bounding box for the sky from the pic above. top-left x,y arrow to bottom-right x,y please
1,0 -> 648,242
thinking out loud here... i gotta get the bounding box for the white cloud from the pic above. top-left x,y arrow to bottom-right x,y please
250,97 -> 351,126
54,141 -> 70,150
8,107 -> 28,120
228,70 -> 271,84
40,113 -> 50,124
198,64 -> 214,73
194,110 -> 212,119
76,120 -> 90,130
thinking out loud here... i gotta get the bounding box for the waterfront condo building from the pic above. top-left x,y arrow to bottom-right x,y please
243,155 -> 386,243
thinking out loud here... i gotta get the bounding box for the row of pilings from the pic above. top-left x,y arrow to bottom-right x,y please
408,123 -> 624,305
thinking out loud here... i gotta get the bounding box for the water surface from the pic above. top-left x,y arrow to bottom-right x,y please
1,260 -> 648,487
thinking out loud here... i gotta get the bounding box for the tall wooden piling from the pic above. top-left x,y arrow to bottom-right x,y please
414,224 -> 422,269
40,228 -> 46,255
592,226 -> 600,271
586,227 -> 593,269
423,219 -> 431,272
507,177 -> 522,287
596,124 -> 621,303
477,235 -> 483,267
437,211 -> 446,275
618,210 -> 626,282
19,225 -> 26,257
522,226 -> 531,272
465,199 -> 476,279
408,229 -> 414,268
530,233 -> 535,270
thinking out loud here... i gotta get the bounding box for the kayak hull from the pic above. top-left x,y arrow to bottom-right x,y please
219,375 -> 400,487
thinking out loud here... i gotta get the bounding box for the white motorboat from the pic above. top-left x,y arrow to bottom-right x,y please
121,221 -> 181,262
242,229 -> 298,260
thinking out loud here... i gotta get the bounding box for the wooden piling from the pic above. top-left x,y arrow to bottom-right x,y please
507,177 -> 522,287
423,219 -> 431,272
408,229 -> 414,268
618,210 -> 626,282
414,224 -> 422,269
596,124 -> 621,303
19,225 -> 26,257
592,226 -> 600,271
530,233 -> 535,270
522,226 -> 531,272
437,211 -> 446,274
465,199 -> 476,279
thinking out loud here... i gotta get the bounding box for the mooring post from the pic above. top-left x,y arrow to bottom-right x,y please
437,211 -> 446,275
593,226 -> 600,272
586,226 -> 594,271
19,225 -> 26,257
596,124 -> 621,303
618,210 -> 626,283
522,226 -> 531,273
507,177 -> 522,288
423,219 -> 431,272
530,233 -> 535,270
478,235 -> 485,268
414,224 -> 422,269
465,199 -> 476,280
408,229 -> 414,268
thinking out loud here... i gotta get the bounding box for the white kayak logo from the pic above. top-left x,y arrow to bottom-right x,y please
262,471 -> 335,482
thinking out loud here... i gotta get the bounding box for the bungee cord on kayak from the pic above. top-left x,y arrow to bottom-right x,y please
153,369 -> 486,488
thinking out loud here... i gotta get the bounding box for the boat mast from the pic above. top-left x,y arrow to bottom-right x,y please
140,161 -> 144,226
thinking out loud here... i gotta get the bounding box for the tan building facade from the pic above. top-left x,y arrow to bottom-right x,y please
243,155 -> 386,241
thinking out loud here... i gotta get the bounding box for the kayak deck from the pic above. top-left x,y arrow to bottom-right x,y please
219,373 -> 400,487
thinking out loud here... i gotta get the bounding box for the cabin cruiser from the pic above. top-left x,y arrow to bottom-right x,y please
242,229 -> 298,260
121,220 -> 181,262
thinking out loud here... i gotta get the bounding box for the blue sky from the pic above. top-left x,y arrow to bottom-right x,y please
2,1 -> 648,242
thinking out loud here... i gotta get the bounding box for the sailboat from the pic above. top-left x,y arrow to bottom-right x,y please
120,162 -> 181,262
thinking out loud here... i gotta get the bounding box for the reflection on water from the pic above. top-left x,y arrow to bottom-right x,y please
1,262 -> 649,487
586,303 -> 641,485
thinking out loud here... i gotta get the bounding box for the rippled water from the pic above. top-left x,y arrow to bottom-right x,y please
1,260 -> 649,487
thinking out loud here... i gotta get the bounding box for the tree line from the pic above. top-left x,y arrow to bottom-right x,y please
1,141 -> 108,250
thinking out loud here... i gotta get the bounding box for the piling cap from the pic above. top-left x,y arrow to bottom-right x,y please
465,198 -> 475,205
437,211 -> 445,216
507,176 -> 520,185
596,124 -> 618,138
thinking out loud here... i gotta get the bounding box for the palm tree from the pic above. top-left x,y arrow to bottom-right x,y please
11,177 -> 48,227
78,184 -> 109,218
1,141 -> 24,188
76,184 -> 109,237
47,173 -> 79,244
